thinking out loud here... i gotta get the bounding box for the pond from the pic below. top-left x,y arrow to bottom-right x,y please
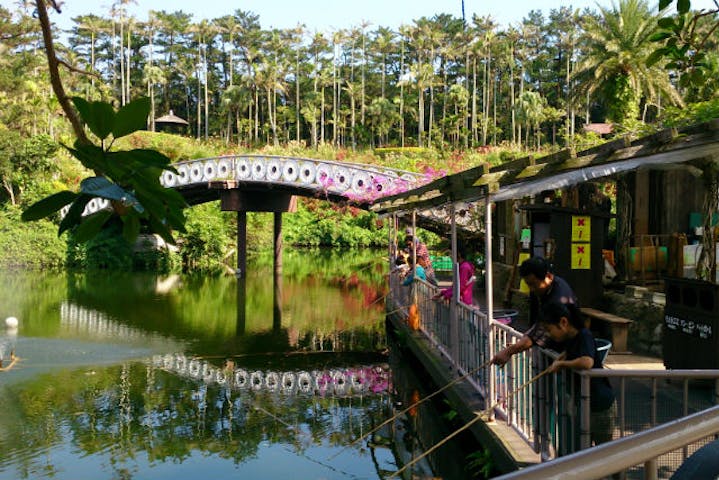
0,249 -> 480,480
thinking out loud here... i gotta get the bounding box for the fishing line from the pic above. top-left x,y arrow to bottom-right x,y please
328,360 -> 492,461
253,404 -> 358,478
390,366 -> 552,478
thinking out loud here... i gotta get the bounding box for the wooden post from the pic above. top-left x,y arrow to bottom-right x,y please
236,211 -> 247,334
450,204 -> 459,365
273,212 -> 283,330
237,211 -> 247,278
486,196 -> 495,419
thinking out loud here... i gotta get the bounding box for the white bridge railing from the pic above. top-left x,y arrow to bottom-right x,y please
71,155 -> 422,218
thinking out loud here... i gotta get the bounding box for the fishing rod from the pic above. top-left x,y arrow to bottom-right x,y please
328,360 -> 492,461
390,366 -> 552,478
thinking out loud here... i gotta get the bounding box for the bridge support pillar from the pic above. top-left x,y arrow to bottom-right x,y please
273,212 -> 283,330
220,190 -> 296,278
219,189 -> 296,328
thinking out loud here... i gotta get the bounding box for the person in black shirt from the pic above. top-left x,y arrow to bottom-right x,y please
541,301 -> 616,448
491,257 -> 580,365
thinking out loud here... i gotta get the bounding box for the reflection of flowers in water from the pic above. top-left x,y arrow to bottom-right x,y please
154,354 -> 392,397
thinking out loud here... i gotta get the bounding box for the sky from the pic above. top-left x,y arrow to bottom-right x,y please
7,0 -> 719,33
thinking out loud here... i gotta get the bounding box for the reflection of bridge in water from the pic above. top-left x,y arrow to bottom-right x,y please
60,301 -> 171,344
152,352 -> 391,398
60,301 -> 391,398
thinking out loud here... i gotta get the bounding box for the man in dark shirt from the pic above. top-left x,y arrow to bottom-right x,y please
491,256 -> 580,365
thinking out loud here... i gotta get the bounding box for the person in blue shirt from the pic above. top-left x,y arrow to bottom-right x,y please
540,300 -> 616,449
402,255 -> 427,286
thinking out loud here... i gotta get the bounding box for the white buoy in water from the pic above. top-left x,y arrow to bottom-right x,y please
5,317 -> 18,328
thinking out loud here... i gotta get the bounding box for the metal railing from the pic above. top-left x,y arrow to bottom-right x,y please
496,405 -> 719,480
387,269 -> 719,477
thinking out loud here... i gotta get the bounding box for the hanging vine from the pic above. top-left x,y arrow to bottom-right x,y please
695,159 -> 719,283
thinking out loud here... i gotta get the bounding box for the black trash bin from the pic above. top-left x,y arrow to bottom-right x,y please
663,277 -> 719,369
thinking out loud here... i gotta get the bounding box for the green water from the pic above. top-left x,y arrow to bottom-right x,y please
0,249 -> 476,480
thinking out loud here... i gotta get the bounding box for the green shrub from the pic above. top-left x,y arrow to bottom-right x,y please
0,205 -> 66,268
178,202 -> 232,272
82,221 -> 134,271
284,200 -> 386,248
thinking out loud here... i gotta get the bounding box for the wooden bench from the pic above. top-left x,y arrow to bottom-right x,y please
580,307 -> 633,354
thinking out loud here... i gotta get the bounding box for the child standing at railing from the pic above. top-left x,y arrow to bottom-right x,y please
433,247 -> 474,305
402,256 -> 427,286
540,300 -> 616,450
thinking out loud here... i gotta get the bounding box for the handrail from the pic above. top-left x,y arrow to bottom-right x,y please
494,405 -> 719,480
387,268 -> 719,475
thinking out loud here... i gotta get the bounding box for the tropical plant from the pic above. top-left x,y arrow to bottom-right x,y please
648,0 -> 719,90
21,97 -> 186,245
573,0 -> 683,126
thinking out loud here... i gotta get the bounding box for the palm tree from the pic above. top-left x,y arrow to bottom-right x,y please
343,80 -> 360,150
372,26 -> 395,100
154,10 -> 193,115
366,97 -> 398,147
213,15 -> 241,87
572,0 -> 683,127
71,14 -> 106,91
515,90 -> 546,148
256,59 -> 285,146
188,19 -> 217,140
221,84 -> 252,144
143,64 -> 166,131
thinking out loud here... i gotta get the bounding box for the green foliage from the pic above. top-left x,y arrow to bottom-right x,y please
81,221 -> 134,271
375,146 -> 433,157
661,98 -> 719,127
0,130 -> 59,205
178,202 -> 232,272
132,238 -> 180,273
284,200 -> 387,248
66,221 -> 180,272
0,205 -> 66,268
649,0 -> 719,90
118,131 -> 225,162
466,448 -> 494,479
21,97 -> 187,245
604,74 -> 640,125
441,399 -> 459,421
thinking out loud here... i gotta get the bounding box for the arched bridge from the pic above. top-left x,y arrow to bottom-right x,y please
76,155 -> 423,217
163,155 -> 423,206
74,154 -> 483,235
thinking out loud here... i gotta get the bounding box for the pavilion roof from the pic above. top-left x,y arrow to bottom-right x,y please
155,110 -> 189,125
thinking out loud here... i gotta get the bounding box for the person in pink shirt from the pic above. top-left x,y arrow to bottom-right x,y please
434,247 -> 475,305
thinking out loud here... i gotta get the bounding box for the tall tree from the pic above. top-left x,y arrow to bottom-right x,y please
573,0 -> 682,127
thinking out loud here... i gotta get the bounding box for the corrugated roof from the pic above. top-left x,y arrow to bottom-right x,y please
370,119 -> 719,215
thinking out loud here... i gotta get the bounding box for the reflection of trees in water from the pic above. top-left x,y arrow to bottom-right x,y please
61,250 -> 388,353
2,360 -> 394,470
